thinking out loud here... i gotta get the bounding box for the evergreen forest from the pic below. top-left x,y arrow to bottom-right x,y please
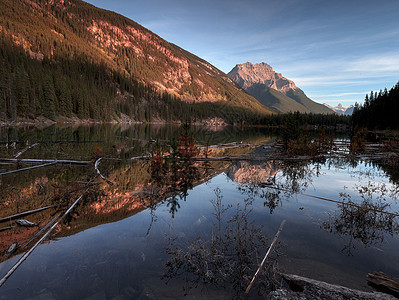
352,81 -> 399,130
0,35 -> 271,124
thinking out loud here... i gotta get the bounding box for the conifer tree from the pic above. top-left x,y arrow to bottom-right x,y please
42,74 -> 56,120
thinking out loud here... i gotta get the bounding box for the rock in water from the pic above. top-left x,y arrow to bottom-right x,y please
15,219 -> 38,227
6,242 -> 18,255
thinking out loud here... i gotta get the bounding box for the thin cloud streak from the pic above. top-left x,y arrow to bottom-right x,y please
322,99 -> 361,103
309,92 -> 369,98
347,54 -> 399,73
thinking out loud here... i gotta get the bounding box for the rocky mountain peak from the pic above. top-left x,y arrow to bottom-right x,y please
238,61 -> 274,72
228,62 -> 298,94
323,103 -> 354,115
227,61 -> 333,114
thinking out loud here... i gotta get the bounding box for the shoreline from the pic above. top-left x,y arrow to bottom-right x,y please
0,115 -> 231,128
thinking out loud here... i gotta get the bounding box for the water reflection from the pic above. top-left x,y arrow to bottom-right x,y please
227,159 -> 316,214
226,160 -> 278,185
163,187 -> 278,298
322,192 -> 399,256
1,124 -> 266,255
2,125 -> 399,298
227,157 -> 399,255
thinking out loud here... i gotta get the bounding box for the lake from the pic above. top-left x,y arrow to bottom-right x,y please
0,124 -> 398,299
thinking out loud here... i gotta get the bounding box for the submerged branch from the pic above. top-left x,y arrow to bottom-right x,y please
20,216 -> 59,249
0,204 -> 59,224
0,140 -> 103,145
0,158 -> 90,165
0,162 -> 57,176
0,193 -> 86,287
246,219 -> 286,294
14,143 -> 39,158
94,158 -> 115,186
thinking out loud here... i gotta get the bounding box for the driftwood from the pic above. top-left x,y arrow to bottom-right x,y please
245,219 -> 286,294
0,204 -> 58,224
94,158 -> 115,186
197,142 -> 252,151
0,225 -> 14,232
6,242 -> 18,255
0,193 -> 85,287
128,155 -> 150,161
0,162 -> 57,176
21,216 -> 59,249
368,272 -> 399,297
191,155 -> 258,161
0,140 -> 103,145
0,158 -> 90,165
280,273 -> 395,299
14,143 -> 39,158
15,219 -> 38,227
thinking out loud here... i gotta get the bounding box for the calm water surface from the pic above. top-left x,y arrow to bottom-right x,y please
0,125 -> 398,299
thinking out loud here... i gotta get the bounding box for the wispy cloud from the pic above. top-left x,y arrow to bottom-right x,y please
346,53 -> 399,73
324,99 -> 361,103
284,52 -> 399,88
290,76 -> 376,87
321,99 -> 360,104
309,92 -> 368,98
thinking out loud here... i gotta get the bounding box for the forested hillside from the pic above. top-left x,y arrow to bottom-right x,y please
352,81 -> 399,130
0,0 -> 274,124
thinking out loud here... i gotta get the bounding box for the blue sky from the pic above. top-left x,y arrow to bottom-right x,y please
85,0 -> 399,107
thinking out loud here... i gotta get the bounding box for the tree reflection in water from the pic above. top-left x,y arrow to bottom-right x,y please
322,192 -> 399,256
279,160 -> 315,194
147,125 -> 200,219
272,159 -> 399,256
230,158 -> 399,258
163,188 -> 279,298
232,159 -> 316,214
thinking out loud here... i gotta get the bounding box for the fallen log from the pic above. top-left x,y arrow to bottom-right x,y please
0,225 -> 14,232
197,142 -> 252,151
94,158 -> 115,186
0,140 -> 103,144
0,162 -> 57,176
0,193 -> 85,287
6,242 -> 18,256
21,216 -> 59,249
14,143 -> 39,158
0,158 -> 90,165
246,219 -> 286,294
15,219 -> 38,227
0,204 -> 59,224
128,155 -> 149,161
368,272 -> 399,297
280,273 -> 395,299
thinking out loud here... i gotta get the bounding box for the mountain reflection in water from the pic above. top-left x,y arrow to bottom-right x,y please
0,125 -> 399,299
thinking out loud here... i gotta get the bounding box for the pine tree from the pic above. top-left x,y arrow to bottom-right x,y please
42,74 -> 56,120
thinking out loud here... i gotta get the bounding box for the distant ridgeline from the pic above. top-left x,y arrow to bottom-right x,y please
352,81 -> 399,130
0,0 -> 274,124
